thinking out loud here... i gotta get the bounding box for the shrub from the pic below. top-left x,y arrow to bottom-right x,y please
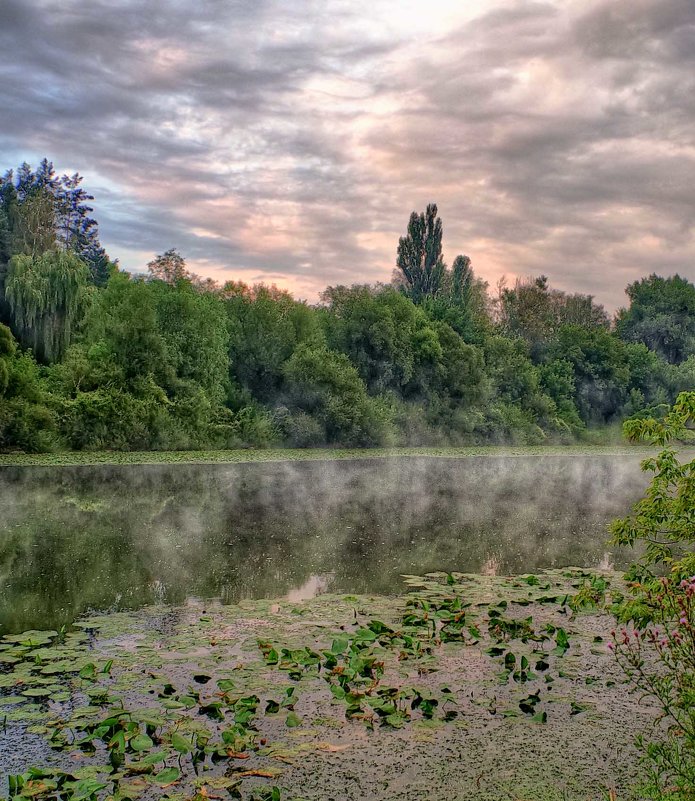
611,578 -> 695,800
610,392 -> 695,798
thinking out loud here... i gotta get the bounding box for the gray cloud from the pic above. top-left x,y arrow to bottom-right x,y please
0,0 -> 693,307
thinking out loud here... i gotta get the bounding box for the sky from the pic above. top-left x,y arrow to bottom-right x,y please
0,0 -> 693,310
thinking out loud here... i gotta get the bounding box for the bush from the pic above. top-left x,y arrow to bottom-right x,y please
276,408 -> 326,448
475,401 -> 546,445
59,386 -> 169,451
228,406 -> 278,448
611,392 -> 695,798
0,397 -> 57,452
0,325 -> 58,452
611,578 -> 695,800
612,392 -> 695,580
283,344 -> 394,446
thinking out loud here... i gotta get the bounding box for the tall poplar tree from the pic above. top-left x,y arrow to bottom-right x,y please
396,203 -> 446,303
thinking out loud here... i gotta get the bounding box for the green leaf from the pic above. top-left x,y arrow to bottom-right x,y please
108,730 -> 126,753
21,688 -> 52,698
69,779 -> 108,800
79,663 -> 97,681
553,628 -> 570,656
153,767 -> 180,785
170,734 -> 191,754
285,711 -> 301,728
130,734 -> 154,751
138,751 -> 167,765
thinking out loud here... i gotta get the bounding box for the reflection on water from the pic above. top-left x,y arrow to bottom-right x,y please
286,573 -> 335,602
0,455 -> 648,634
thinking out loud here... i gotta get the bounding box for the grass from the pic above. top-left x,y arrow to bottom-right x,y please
0,443 -> 664,467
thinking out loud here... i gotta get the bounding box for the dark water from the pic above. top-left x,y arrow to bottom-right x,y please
0,455 -> 647,634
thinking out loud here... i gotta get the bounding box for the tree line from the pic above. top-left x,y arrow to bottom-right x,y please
0,162 -> 694,452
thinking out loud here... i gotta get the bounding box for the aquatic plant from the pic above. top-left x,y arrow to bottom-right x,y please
2,570 -> 611,800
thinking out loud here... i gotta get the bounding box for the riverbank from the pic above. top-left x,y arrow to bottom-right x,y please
0,443 -> 659,467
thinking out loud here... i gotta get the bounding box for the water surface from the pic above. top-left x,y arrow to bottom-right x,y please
0,454 -> 647,634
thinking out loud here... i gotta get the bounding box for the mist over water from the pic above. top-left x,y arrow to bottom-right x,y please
0,455 -> 648,634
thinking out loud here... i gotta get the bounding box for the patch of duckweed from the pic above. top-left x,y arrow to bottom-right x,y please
0,444 -> 658,468
3,570 -> 647,801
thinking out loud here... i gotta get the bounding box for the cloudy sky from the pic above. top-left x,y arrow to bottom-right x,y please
1,0 -> 693,308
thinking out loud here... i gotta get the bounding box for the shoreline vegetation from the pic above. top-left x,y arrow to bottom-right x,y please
2,164 -> 695,457
0,442 -> 676,467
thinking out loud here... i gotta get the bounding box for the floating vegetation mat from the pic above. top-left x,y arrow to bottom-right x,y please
1,570 -> 653,801
0,444 -> 661,468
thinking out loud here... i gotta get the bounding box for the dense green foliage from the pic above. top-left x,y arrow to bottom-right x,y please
610,393 -> 695,799
0,160 -> 693,453
617,275 -> 695,365
613,391 -> 695,583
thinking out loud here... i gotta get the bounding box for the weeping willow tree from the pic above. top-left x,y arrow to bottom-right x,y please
5,250 -> 91,362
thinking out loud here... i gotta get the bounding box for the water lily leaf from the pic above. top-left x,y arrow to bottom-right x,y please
519,692 -> 541,715
330,637 -> 349,655
109,731 -> 126,753
126,761 -> 156,776
286,711 -> 302,727
153,767 -> 180,785
199,703 -> 224,721
0,654 -> 20,664
179,695 -> 197,709
552,628 -> 570,656
79,663 -> 97,681
161,700 -> 186,710
138,751 -> 167,766
0,695 -> 27,706
130,734 -> 154,751
171,734 -> 192,754
68,778 -> 108,800
41,662 -> 79,675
